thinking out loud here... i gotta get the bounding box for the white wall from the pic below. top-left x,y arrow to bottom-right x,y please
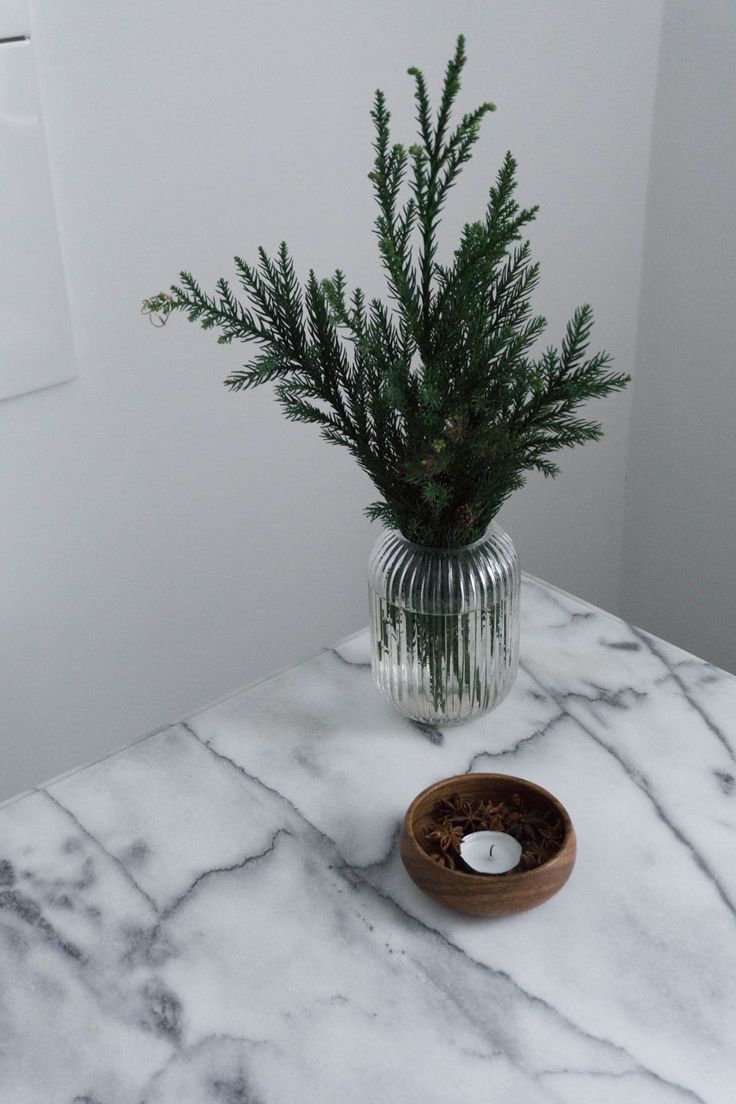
621,0 -> 736,674
1,0 -> 663,802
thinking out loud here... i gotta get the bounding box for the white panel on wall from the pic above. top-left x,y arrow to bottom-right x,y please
0,0 -> 75,401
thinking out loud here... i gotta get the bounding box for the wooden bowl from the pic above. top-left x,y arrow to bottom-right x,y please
400,772 -> 576,916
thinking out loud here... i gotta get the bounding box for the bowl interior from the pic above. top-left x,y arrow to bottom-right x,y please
407,773 -> 572,878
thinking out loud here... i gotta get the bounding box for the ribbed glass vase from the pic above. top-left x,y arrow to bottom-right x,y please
368,524 -> 520,725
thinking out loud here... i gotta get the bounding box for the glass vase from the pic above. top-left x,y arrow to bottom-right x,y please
368,524 -> 520,725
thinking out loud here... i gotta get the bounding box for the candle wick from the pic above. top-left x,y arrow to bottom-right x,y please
489,845 -> 495,858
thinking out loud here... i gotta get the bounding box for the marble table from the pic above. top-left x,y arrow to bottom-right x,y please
2,575 -> 736,1104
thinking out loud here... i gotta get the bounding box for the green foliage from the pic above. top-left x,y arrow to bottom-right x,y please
143,35 -> 629,548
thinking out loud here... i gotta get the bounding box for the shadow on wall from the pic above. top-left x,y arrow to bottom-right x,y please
622,0 -> 736,674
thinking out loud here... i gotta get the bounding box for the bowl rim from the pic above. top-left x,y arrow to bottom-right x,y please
403,771 -> 575,882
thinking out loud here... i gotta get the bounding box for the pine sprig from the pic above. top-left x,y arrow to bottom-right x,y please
142,36 -> 628,549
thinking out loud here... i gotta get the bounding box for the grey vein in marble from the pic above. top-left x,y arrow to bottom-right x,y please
1,574 -> 735,1103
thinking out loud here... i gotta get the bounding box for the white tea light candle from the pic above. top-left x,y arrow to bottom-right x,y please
460,830 -> 522,874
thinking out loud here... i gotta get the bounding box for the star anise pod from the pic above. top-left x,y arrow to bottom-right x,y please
426,819 -> 464,855
436,794 -> 479,830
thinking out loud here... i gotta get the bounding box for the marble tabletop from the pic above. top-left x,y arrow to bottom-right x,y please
2,574 -> 735,1104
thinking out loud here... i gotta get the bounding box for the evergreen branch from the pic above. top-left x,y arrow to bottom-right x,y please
145,35 -> 627,550
433,34 -> 467,161
225,353 -> 290,391
407,65 -> 433,154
